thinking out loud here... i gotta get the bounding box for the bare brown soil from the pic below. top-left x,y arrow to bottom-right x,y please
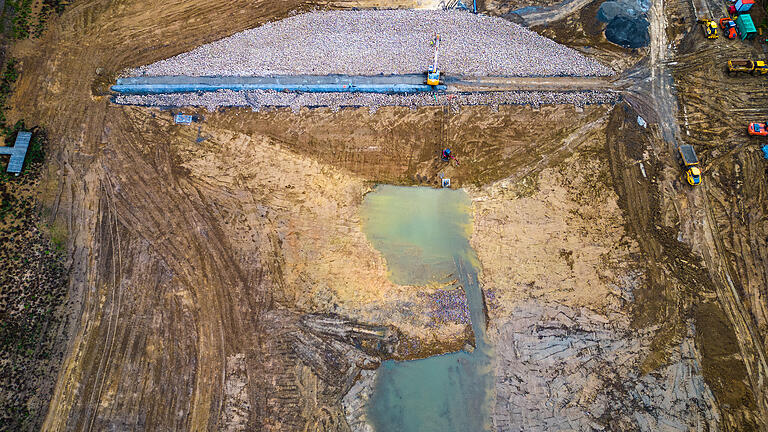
469,107 -> 642,317
205,103 -> 607,187
670,19 -> 768,429
3,0 -> 629,428
604,101 -> 761,429
2,0 -> 766,430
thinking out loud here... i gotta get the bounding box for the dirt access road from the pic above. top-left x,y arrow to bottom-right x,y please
634,0 -> 768,423
5,0 -> 767,431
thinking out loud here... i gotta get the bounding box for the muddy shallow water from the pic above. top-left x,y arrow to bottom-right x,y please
361,185 -> 494,432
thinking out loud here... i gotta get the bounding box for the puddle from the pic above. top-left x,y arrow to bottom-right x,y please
361,185 -> 473,285
361,185 -> 493,432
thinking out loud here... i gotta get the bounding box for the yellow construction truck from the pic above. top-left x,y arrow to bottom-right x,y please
727,59 -> 768,75
678,145 -> 701,186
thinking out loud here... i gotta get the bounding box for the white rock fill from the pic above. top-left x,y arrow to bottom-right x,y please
130,10 -> 613,78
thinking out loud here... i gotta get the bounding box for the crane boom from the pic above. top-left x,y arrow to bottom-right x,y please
432,35 -> 440,71
427,34 -> 441,86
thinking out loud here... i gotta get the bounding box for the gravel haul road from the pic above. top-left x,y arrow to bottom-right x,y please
130,10 -> 614,78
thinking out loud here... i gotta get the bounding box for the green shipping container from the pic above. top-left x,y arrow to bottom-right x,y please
735,14 -> 757,40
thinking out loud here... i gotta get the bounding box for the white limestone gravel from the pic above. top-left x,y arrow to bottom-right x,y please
131,10 -> 613,78
113,90 -> 619,112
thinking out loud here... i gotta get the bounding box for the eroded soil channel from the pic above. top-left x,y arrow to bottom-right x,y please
361,185 -> 493,432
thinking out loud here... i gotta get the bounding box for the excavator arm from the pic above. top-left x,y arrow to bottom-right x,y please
427,34 -> 441,85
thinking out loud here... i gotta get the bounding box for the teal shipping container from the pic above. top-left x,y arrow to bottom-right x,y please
735,14 -> 757,40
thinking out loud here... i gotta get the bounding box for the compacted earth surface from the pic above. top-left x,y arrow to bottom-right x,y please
0,0 -> 767,431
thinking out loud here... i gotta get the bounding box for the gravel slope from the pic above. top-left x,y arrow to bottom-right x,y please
113,89 -> 619,111
131,10 -> 613,78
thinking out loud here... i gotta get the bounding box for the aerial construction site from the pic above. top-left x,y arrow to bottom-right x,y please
1,0 -> 768,430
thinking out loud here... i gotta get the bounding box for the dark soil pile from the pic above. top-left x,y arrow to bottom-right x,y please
597,0 -> 650,48
605,16 -> 650,48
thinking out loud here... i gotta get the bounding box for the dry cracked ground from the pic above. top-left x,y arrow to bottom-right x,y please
1,0 -> 767,431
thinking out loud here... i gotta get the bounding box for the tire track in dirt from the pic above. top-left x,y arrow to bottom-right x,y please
84,176 -> 123,432
10,1 -> 324,428
670,20 -> 768,426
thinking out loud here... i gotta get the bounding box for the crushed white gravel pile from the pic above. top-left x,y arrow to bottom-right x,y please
131,10 -> 613,78
113,90 -> 619,112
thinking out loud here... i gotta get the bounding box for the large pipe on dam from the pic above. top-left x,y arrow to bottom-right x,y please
111,75 -> 447,94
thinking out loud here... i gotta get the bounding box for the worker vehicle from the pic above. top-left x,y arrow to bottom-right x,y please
427,35 -> 441,86
720,17 -> 737,39
727,59 -> 768,75
678,145 -> 702,186
698,19 -> 718,39
440,148 -> 460,165
748,122 -> 768,136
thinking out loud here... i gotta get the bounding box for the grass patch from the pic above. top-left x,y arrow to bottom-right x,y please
0,17 -> 66,426
3,0 -> 68,39
46,219 -> 67,252
0,157 -> 69,429
0,58 -> 19,126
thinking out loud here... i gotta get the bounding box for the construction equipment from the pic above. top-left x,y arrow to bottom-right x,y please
427,35 -> 441,86
698,19 -> 719,39
734,0 -> 755,13
748,121 -> 768,136
441,0 -> 470,10
720,17 -> 737,39
441,148 -> 459,164
678,145 -> 702,186
440,148 -> 460,165
727,59 -> 768,74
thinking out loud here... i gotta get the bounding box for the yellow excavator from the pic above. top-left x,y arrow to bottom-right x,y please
427,35 -> 441,86
698,18 -> 719,39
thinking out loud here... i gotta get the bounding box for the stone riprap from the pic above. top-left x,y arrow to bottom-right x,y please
113,89 -> 619,112
420,288 -> 471,326
130,10 -> 613,78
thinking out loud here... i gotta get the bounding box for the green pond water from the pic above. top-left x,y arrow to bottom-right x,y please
361,185 -> 493,432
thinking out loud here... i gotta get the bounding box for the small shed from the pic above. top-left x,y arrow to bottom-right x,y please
0,131 -> 31,175
735,0 -> 754,12
174,114 -> 193,124
736,14 -> 757,40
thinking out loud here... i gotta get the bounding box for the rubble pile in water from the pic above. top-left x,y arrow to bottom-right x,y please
421,288 -> 471,325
